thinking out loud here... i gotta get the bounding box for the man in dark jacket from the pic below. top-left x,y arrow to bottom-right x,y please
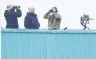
4,4 -> 22,29
24,7 -> 40,29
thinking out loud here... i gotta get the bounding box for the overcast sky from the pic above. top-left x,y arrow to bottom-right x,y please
0,0 -> 96,29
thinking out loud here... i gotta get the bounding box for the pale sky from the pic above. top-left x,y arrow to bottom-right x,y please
0,0 -> 96,29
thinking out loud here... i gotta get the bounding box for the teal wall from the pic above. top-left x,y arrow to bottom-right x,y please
1,29 -> 96,59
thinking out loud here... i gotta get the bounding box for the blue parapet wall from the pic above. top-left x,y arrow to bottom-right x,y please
1,29 -> 96,59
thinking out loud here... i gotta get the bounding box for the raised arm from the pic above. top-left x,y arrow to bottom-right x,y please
15,9 -> 22,17
44,10 -> 51,19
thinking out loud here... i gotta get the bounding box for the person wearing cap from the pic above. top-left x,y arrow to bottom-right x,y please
24,7 -> 40,29
4,4 -> 22,29
44,7 -> 61,30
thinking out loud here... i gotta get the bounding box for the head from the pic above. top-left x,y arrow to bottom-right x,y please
83,13 -> 88,17
28,7 -> 35,13
52,7 -> 58,13
6,4 -> 13,10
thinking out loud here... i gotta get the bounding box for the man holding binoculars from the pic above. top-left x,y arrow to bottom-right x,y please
44,7 -> 62,30
80,14 -> 94,30
4,4 -> 22,29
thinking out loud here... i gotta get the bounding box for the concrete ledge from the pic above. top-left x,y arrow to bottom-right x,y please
1,29 -> 96,34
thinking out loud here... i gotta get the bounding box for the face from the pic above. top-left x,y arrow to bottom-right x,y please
52,8 -> 57,13
28,8 -> 35,13
83,14 -> 87,17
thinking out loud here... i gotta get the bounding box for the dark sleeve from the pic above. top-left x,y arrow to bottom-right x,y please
16,9 -> 22,17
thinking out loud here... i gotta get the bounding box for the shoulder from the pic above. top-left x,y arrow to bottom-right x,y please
4,10 -> 12,15
57,13 -> 61,18
4,10 -> 9,13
